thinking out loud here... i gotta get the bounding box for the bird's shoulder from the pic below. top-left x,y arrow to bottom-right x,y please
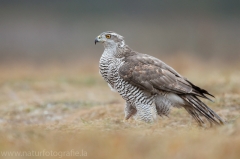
119,47 -> 182,79
118,48 -> 213,99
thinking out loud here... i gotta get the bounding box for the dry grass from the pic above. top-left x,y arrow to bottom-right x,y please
0,59 -> 240,159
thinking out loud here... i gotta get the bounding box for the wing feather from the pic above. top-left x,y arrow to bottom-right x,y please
119,53 -> 213,99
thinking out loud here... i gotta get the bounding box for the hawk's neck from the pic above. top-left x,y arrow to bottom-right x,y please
103,43 -> 130,58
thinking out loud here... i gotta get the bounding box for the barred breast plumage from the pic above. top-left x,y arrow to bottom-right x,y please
99,47 -> 157,122
95,31 -> 225,126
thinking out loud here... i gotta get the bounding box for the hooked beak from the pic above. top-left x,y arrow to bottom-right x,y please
95,38 -> 99,45
95,36 -> 100,45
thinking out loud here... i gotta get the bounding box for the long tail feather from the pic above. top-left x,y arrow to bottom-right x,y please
181,95 -> 224,126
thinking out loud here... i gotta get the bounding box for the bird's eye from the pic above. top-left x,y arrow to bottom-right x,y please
105,34 -> 111,39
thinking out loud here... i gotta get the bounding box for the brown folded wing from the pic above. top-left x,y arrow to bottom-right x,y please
119,53 -> 213,99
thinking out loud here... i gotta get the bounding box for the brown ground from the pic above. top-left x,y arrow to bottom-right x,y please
0,57 -> 240,159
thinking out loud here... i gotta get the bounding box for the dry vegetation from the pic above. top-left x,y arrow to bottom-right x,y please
0,58 -> 240,159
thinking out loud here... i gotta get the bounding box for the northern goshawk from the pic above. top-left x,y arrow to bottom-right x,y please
95,31 -> 224,126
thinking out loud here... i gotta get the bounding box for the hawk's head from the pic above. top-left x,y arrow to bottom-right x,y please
95,31 -> 125,48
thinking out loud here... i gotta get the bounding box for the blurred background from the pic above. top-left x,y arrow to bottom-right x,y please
0,0 -> 240,65
0,2 -> 240,158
